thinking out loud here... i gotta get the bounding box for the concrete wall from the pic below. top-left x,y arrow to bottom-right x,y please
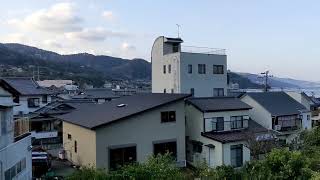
151,36 -> 228,97
180,52 -> 228,97
0,108 -> 14,150
0,135 -> 32,180
63,122 -> 97,167
95,100 -> 186,170
241,95 -> 273,129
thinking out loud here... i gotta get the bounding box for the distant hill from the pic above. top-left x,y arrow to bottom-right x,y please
1,43 -> 316,89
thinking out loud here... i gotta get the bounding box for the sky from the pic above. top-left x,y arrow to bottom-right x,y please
1,0 -> 320,82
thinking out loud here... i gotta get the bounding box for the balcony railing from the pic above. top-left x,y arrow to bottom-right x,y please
181,46 -> 226,55
273,119 -> 302,132
209,119 -> 249,132
14,117 -> 30,138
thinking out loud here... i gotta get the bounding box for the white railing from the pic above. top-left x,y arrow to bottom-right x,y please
30,131 -> 58,139
182,46 -> 226,55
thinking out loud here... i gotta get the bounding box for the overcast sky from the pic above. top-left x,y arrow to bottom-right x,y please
1,0 -> 320,81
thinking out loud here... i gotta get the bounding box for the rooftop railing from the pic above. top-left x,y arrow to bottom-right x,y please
181,45 -> 226,55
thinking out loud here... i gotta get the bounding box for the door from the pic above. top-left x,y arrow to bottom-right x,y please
109,146 -> 137,170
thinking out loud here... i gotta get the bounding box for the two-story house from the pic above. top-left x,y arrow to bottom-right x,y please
185,97 -> 269,168
58,93 -> 190,171
240,92 -> 311,142
151,36 -> 228,97
0,85 -> 32,180
0,77 -> 53,116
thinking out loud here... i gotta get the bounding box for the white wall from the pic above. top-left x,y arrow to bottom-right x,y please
95,100 -> 186,170
0,135 -> 32,180
13,95 -> 52,116
286,92 -> 312,110
180,52 -> 228,97
241,95 -> 273,129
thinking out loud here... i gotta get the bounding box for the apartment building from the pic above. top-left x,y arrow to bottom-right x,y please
151,36 -> 228,97
59,93 -> 190,171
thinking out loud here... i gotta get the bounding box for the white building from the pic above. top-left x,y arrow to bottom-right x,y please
185,97 -> 270,168
0,86 -> 32,180
151,36 -> 228,97
240,92 -> 312,142
0,77 -> 53,116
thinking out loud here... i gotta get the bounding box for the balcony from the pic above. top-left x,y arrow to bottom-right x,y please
272,119 -> 302,132
14,117 -> 30,138
181,46 -> 226,55
207,119 -> 249,132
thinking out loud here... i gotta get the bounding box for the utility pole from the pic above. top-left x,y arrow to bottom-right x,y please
260,70 -> 272,92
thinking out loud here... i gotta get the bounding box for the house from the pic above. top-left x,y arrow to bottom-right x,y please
58,93 -> 190,170
240,92 -> 311,142
0,77 -> 53,116
0,86 -> 32,180
185,97 -> 270,168
151,36 -> 228,97
72,88 -> 119,103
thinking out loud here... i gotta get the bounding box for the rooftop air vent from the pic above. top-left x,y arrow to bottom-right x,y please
117,104 -> 127,108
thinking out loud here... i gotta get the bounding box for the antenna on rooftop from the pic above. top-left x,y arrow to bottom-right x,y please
176,24 -> 181,38
260,70 -> 273,92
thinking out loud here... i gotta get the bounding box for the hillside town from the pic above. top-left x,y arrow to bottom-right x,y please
1,36 -> 320,179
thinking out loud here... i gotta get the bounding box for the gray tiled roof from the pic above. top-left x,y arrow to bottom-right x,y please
244,92 -> 307,116
73,88 -> 119,99
58,93 -> 190,129
202,120 -> 268,143
0,77 -> 52,95
187,97 -> 252,112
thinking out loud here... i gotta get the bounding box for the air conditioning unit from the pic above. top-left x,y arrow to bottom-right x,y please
274,125 -> 282,131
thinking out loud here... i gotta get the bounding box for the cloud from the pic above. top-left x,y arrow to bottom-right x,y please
102,11 -> 114,21
121,42 -> 136,51
43,39 -> 63,48
65,27 -> 130,42
1,33 -> 29,43
7,2 -> 82,33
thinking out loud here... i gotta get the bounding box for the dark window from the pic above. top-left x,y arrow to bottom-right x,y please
163,65 -> 166,74
230,116 -> 244,129
188,64 -> 192,74
213,88 -> 224,97
190,88 -> 195,96
205,117 -> 225,132
168,64 -> 171,73
171,89 -> 174,93
74,140 -> 77,153
13,96 -> 19,103
161,111 -> 176,123
198,64 -> 206,74
42,95 -> 48,103
231,144 -> 243,167
28,98 -> 40,107
68,134 -> 72,140
216,117 -> 224,131
154,141 -> 177,158
193,142 -> 203,153
213,65 -> 224,74
110,146 -> 136,170
163,89 -> 166,93
172,44 -> 179,52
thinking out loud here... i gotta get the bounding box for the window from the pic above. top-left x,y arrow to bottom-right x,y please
204,117 -> 224,132
28,98 -> 40,107
168,64 -> 171,73
163,89 -> 166,93
192,142 -> 203,153
213,88 -> 224,97
4,158 -> 26,180
231,145 -> 243,167
307,115 -> 310,121
110,146 -> 136,170
154,141 -> 177,158
171,89 -> 174,93
188,64 -> 192,74
74,140 -> 77,153
231,116 -> 244,129
68,134 -> 72,140
163,65 -> 166,74
172,44 -> 179,52
213,65 -> 224,74
13,96 -> 19,103
198,64 -> 206,74
161,111 -> 176,123
42,95 -> 48,103
190,88 -> 195,96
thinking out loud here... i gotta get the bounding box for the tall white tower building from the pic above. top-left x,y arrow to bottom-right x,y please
151,36 -> 228,97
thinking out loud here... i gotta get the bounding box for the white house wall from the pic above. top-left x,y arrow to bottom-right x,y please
13,95 -> 52,116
